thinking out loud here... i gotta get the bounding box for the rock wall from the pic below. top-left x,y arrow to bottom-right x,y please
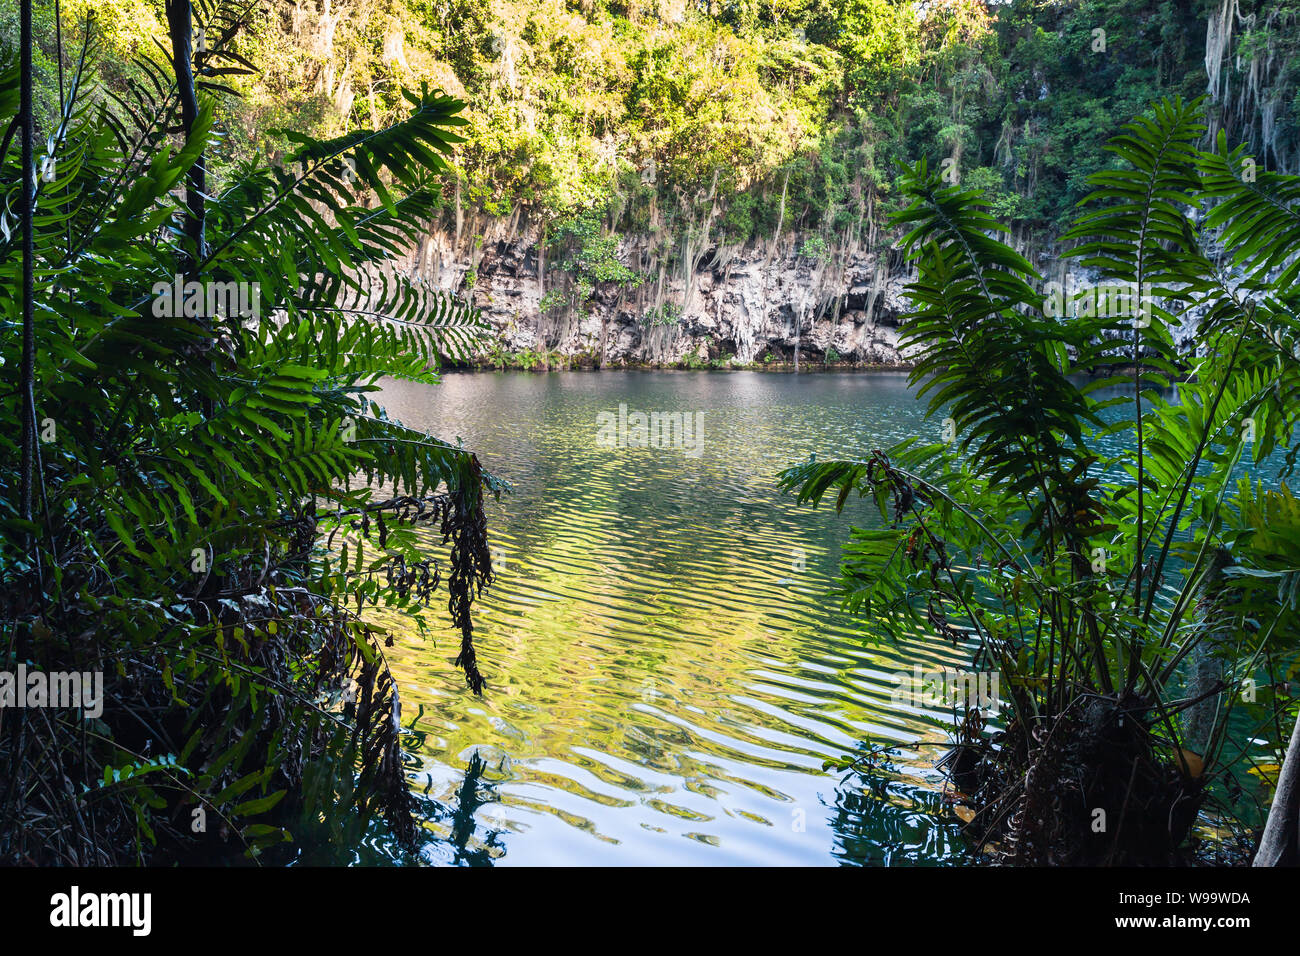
402,224 -> 1221,368
408,227 -> 919,367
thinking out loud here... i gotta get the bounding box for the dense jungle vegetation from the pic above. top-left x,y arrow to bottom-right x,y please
10,1 -> 1300,301
1,0 -> 497,864
784,105 -> 1300,864
3,0 -> 1300,868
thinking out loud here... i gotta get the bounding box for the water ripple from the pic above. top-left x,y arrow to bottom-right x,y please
374,371 -> 973,866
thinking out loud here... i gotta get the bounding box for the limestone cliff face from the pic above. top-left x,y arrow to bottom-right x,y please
404,224 -> 1218,368
409,228 -> 919,367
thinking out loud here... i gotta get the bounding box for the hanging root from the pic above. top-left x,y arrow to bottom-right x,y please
443,453 -> 495,695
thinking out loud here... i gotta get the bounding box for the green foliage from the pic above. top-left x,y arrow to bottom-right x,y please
0,6 -> 499,864
798,235 -> 830,261
22,0 -> 1296,274
547,206 -> 642,297
782,98 -> 1300,863
538,288 -> 566,314
644,301 -> 682,327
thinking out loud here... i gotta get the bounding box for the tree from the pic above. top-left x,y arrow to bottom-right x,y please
782,98 -> 1300,864
0,0 -> 499,864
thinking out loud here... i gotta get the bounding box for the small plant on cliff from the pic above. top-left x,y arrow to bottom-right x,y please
782,99 -> 1300,864
799,235 -> 831,262
486,340 -> 510,370
538,289 -> 567,315
645,301 -> 683,327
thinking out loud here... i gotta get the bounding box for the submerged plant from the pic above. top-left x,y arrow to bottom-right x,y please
783,98 -> 1300,865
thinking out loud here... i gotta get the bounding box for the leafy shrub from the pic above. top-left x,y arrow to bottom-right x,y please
0,7 -> 500,864
784,99 -> 1300,864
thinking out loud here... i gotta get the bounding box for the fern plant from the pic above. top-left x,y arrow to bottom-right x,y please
781,98 -> 1300,865
0,1 -> 502,864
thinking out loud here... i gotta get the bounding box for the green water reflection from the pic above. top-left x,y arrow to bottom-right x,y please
372,371 -> 986,865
